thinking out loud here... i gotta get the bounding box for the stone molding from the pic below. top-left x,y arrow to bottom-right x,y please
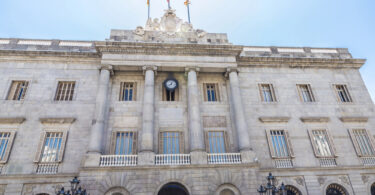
142,66 -> 158,75
300,117 -> 330,123
0,117 -> 26,124
39,117 -> 76,124
339,117 -> 368,123
259,117 -> 290,123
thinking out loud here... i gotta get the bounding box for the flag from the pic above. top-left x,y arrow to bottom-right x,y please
184,0 -> 190,6
147,0 -> 149,5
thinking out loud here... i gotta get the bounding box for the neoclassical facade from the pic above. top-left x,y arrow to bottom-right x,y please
0,9 -> 374,195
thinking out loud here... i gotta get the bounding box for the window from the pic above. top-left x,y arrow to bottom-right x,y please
0,132 -> 16,163
203,83 -> 220,102
259,84 -> 276,102
119,82 -> 136,101
205,131 -> 228,153
111,132 -> 137,155
162,86 -> 179,101
54,81 -> 75,101
334,85 -> 352,102
297,84 -> 315,102
7,81 -> 29,100
266,130 -> 294,158
349,129 -> 375,157
34,131 -> 68,163
159,132 -> 184,154
308,130 -> 336,157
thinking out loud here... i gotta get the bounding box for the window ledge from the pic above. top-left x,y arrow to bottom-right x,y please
259,117 -> 290,123
39,117 -> 76,124
339,117 -> 368,123
0,117 -> 26,124
300,117 -> 330,123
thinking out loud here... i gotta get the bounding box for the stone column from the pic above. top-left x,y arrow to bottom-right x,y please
138,66 -> 157,165
228,68 -> 256,163
85,65 -> 111,167
186,67 -> 207,164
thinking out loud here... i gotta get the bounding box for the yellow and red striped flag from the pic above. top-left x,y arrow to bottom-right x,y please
184,0 -> 190,6
147,0 -> 149,5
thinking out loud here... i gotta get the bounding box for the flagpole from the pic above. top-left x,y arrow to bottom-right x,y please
168,0 -> 171,9
148,0 -> 150,19
187,3 -> 191,23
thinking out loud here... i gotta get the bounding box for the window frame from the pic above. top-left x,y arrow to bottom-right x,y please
297,84 -> 315,103
34,130 -> 68,163
158,131 -> 184,154
54,81 -> 76,101
7,80 -> 30,101
348,129 -> 375,157
203,83 -> 220,102
204,131 -> 229,154
162,85 -> 179,102
258,83 -> 277,103
110,131 -> 137,155
119,82 -> 137,101
307,129 -> 337,158
333,84 -> 353,103
266,129 -> 294,159
0,130 -> 16,164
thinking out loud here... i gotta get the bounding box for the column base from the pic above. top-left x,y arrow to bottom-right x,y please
190,151 -> 207,165
83,152 -> 101,167
241,150 -> 257,164
138,151 -> 155,166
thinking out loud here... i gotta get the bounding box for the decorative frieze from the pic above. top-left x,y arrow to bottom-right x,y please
203,116 -> 226,128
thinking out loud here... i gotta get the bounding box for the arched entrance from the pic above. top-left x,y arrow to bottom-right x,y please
158,182 -> 189,195
285,185 -> 302,195
326,183 -> 348,195
371,182 -> 375,195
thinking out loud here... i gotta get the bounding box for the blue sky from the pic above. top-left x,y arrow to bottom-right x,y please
0,0 -> 374,102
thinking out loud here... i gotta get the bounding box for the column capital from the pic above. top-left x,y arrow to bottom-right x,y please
100,65 -> 114,75
225,68 -> 239,78
185,67 -> 200,73
142,66 -> 158,75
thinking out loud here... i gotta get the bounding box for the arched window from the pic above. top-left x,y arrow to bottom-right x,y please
215,184 -> 240,195
371,182 -> 375,195
158,182 -> 189,195
285,185 -> 301,195
220,189 -> 235,195
326,183 -> 348,195
105,187 -> 130,195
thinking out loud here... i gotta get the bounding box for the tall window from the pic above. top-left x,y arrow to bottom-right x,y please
309,130 -> 335,157
112,132 -> 137,155
119,82 -> 136,101
204,83 -> 219,102
297,84 -> 315,102
335,85 -> 352,102
259,84 -> 276,102
159,132 -> 183,154
40,132 -> 63,162
0,132 -> 15,163
7,81 -> 29,100
206,131 -> 227,153
54,81 -> 75,101
266,130 -> 293,158
162,87 -> 179,101
349,129 -> 375,157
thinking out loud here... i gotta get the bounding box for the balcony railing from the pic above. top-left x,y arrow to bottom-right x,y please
208,153 -> 242,164
155,154 -> 191,165
362,157 -> 375,166
274,159 -> 293,168
99,155 -> 138,167
319,158 -> 337,167
36,163 -> 59,174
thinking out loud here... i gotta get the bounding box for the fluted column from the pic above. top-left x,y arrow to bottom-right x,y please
228,68 -> 255,163
186,67 -> 207,164
138,66 -> 157,165
88,65 -> 111,154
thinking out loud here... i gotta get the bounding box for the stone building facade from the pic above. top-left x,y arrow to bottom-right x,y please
0,9 -> 374,195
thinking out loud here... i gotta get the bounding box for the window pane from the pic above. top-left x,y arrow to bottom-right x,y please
55,82 -> 75,101
161,132 -> 180,154
120,82 -> 135,101
41,132 -> 63,162
354,130 -> 374,156
0,132 -> 10,161
261,84 -> 274,102
312,130 -> 332,156
208,131 -> 226,153
115,132 -> 135,155
336,85 -> 351,102
8,81 -> 29,100
270,130 -> 290,158
205,84 -> 218,102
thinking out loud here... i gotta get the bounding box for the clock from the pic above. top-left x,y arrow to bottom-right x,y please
164,78 -> 178,91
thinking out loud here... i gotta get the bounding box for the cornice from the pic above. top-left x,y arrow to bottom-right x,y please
259,117 -> 290,123
237,56 -> 366,69
0,117 -> 26,124
39,117 -> 76,124
339,117 -> 368,123
95,41 -> 244,57
300,117 -> 330,123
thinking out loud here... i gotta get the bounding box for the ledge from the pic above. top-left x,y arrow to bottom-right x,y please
259,117 -> 290,123
0,117 -> 26,124
39,117 -> 76,124
300,117 -> 330,123
339,117 -> 368,123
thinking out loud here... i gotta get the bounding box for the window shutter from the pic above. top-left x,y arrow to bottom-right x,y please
326,130 -> 337,157
133,82 -> 137,101
0,132 -> 16,163
215,83 -> 220,102
307,130 -> 321,158
270,84 -> 277,102
159,132 -> 163,154
366,130 -> 375,155
204,131 -> 210,153
266,130 -> 276,158
348,129 -> 362,157
110,131 -> 117,154
203,84 -> 208,101
258,84 -> 264,101
132,132 -> 138,154
285,130 -> 294,157
119,82 -> 124,101
224,131 -> 230,153
34,132 -> 47,163
57,131 -> 68,162
308,84 -> 315,101
179,132 -> 184,153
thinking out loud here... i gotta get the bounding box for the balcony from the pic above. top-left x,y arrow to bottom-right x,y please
274,159 -> 293,168
155,154 -> 191,165
361,157 -> 375,166
99,155 -> 138,167
319,158 -> 337,167
36,163 -> 59,174
208,153 -> 242,164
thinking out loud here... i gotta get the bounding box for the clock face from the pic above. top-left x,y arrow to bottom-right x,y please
164,79 -> 178,91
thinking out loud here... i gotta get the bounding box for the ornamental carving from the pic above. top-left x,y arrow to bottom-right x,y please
294,177 -> 305,186
362,175 -> 370,184
339,176 -> 350,185
318,177 -> 326,186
